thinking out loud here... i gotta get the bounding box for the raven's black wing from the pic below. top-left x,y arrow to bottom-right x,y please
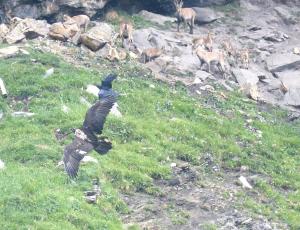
82,93 -> 117,137
63,135 -> 94,178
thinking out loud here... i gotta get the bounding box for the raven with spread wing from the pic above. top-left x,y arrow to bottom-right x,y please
63,74 -> 118,178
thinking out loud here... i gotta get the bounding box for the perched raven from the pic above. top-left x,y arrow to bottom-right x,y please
63,74 -> 118,178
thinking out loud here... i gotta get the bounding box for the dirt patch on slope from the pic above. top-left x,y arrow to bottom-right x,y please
121,161 -> 287,230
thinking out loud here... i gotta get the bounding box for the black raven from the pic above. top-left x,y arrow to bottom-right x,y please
63,74 -> 118,178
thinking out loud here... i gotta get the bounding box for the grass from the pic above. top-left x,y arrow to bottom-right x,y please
106,10 -> 157,29
0,49 -> 299,229
106,9 -> 174,32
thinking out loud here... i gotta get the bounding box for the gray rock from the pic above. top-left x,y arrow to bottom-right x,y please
95,43 -> 111,58
274,6 -> 297,24
232,68 -> 259,87
0,159 -> 4,170
263,31 -> 289,43
0,46 -> 21,59
5,26 -> 25,44
275,71 -> 300,90
133,28 -> 186,53
2,0 -> 110,20
240,28 -> 273,41
266,53 -> 300,72
194,0 -> 235,7
195,70 -> 212,81
5,18 -> 49,44
13,4 -> 41,19
138,10 -> 176,26
251,64 -> 273,80
172,53 -> 199,75
0,24 -> 9,42
132,29 -> 152,51
256,40 -> 274,52
22,18 -> 49,39
192,7 -> 221,24
261,78 -> 282,92
11,111 -> 35,117
48,22 -> 79,41
58,0 -> 110,17
284,88 -> 300,107
240,27 -> 288,43
81,23 -> 112,51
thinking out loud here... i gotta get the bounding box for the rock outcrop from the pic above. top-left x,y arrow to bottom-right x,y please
138,10 -> 176,26
5,18 -> 49,44
81,23 -> 112,51
48,22 -> 80,42
0,24 -> 9,42
1,0 -> 110,21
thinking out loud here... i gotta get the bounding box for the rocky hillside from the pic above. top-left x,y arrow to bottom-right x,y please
0,0 -> 236,22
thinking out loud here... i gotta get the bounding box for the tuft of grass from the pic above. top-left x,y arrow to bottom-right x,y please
0,48 -> 299,229
107,10 -> 157,30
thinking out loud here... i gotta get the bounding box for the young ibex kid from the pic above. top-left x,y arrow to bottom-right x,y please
119,20 -> 133,44
195,47 -> 227,76
174,0 -> 196,34
141,47 -> 164,63
238,48 -> 250,69
192,31 -> 214,52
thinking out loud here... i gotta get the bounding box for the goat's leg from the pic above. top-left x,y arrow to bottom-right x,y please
218,62 -> 226,78
177,18 -> 180,32
189,19 -> 194,34
207,62 -> 211,73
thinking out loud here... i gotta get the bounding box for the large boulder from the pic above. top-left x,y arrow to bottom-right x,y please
192,7 -> 221,24
5,18 -> 49,44
0,24 -> 9,42
13,4 -> 41,19
2,0 -> 110,20
133,28 -> 188,51
284,88 -> 300,107
240,27 -> 288,43
0,46 -> 24,59
21,18 -> 49,39
132,29 -> 153,51
81,23 -> 112,51
5,27 -> 25,44
274,6 -> 297,25
275,71 -> 300,91
266,53 -> 300,72
232,68 -> 259,87
232,68 -> 261,100
190,0 -> 235,7
48,22 -> 79,41
138,10 -> 176,26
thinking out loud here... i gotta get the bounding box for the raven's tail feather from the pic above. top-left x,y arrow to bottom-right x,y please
94,139 -> 112,155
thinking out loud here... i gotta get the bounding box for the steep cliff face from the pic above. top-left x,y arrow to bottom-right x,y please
0,0 -> 298,23
0,0 -> 236,22
0,0 -> 110,22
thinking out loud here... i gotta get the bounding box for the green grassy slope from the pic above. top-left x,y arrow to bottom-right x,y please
0,50 -> 299,229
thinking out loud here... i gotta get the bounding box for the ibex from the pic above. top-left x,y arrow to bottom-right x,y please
119,20 -> 133,44
106,33 -> 127,61
195,47 -> 227,76
238,48 -> 250,69
63,14 -> 90,32
192,31 -> 214,53
105,10 -> 119,22
221,39 -> 235,57
174,0 -> 196,34
141,47 -> 164,63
